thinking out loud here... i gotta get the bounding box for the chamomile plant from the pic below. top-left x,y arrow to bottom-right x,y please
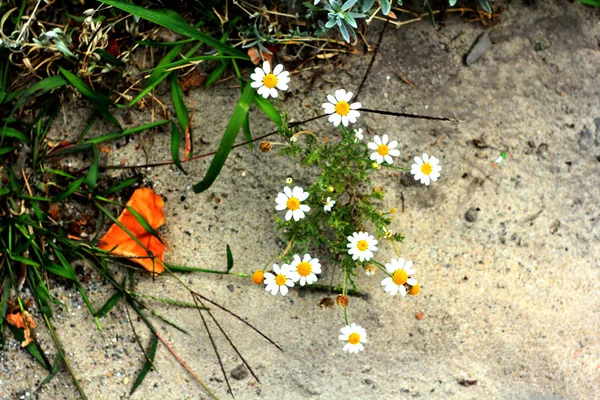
248,61 -> 443,354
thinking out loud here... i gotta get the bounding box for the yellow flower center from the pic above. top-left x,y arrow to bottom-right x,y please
286,197 -> 300,211
377,144 -> 389,156
392,269 -> 408,285
335,101 -> 350,116
275,274 -> 287,286
409,283 -> 420,296
348,333 -> 361,345
297,261 -> 312,277
262,73 -> 278,89
356,240 -> 369,251
421,163 -> 433,175
252,270 -> 264,284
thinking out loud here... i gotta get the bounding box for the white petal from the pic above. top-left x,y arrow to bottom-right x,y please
399,285 -> 407,296
275,203 -> 287,211
382,277 -> 392,286
344,91 -> 354,101
374,135 -> 382,145
368,142 -> 378,150
413,156 -> 423,165
263,61 -> 271,74
299,204 -> 310,212
422,153 -> 429,162
389,149 -> 400,156
270,88 -> 278,98
285,210 -> 293,220
283,186 -> 292,197
327,94 -> 337,105
388,140 -> 398,149
250,80 -> 263,88
350,102 -> 361,110
273,64 -> 284,75
341,116 -> 349,126
407,278 -> 417,286
277,82 -> 288,91
322,103 -> 335,114
381,134 -> 388,144
271,286 -> 279,295
330,114 -> 342,126
253,68 -> 265,79
280,285 -> 288,296
334,89 -> 346,102
257,86 -> 270,98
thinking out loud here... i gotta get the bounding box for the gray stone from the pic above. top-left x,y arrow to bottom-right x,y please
464,32 -> 492,66
578,127 -> 593,150
465,208 -> 479,222
230,364 -> 249,380
594,117 -> 600,145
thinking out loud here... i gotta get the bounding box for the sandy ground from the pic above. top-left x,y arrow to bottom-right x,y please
2,0 -> 600,399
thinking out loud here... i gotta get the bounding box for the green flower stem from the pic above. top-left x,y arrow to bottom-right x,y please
372,260 -> 392,277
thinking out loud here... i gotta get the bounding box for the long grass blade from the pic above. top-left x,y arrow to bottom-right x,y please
99,0 -> 247,58
130,333 -> 158,395
192,83 -> 254,193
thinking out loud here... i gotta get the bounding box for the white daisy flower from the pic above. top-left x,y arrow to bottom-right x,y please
381,258 -> 417,296
250,61 -> 290,99
354,128 -> 363,142
346,231 -> 378,262
264,264 -> 294,296
324,197 -> 336,212
289,253 -> 321,286
339,323 -> 367,354
410,153 -> 442,186
322,89 -> 361,127
275,186 -> 310,221
368,134 -> 400,165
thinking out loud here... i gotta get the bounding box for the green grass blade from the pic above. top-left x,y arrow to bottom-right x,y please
148,44 -> 184,88
95,291 -> 123,318
130,333 -> 158,395
204,60 -> 229,87
253,93 -> 283,129
86,145 -> 99,190
575,0 -> 600,5
170,74 -> 189,136
54,177 -> 85,202
0,127 -> 31,144
58,67 -> 121,128
99,0 -> 247,58
38,354 -> 64,388
242,112 -> 253,150
7,325 -> 50,370
226,244 -> 234,272
102,176 -> 140,195
192,83 -> 254,193
7,75 -> 67,117
169,120 -> 186,174
0,146 -> 15,155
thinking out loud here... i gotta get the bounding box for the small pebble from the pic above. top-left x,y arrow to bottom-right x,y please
230,364 -> 248,380
465,208 -> 479,222
124,377 -> 129,384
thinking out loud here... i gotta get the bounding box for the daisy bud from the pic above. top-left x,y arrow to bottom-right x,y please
327,186 -> 335,192
390,208 -> 397,214
259,141 -> 272,152
363,263 -> 377,276
336,294 -> 350,308
408,283 -> 420,296
371,162 -> 380,169
384,229 -> 393,239
252,270 -> 265,284
286,177 -> 293,185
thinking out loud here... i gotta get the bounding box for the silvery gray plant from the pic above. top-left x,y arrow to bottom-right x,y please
322,0 -> 366,43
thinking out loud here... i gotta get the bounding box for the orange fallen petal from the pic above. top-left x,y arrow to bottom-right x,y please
6,309 -> 36,347
98,188 -> 167,274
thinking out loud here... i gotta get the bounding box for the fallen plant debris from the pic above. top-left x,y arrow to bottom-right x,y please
98,188 -> 168,275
